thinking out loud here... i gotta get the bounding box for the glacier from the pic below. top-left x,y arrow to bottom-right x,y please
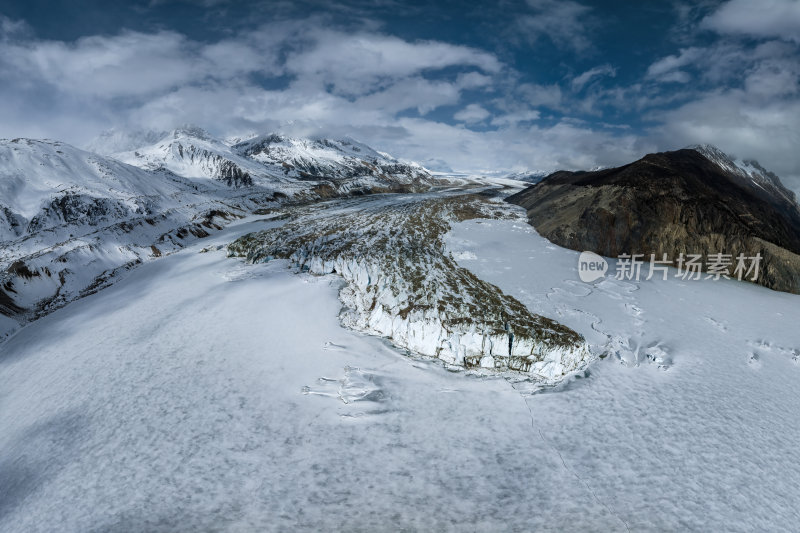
1,198 -> 798,531
227,193 -> 593,380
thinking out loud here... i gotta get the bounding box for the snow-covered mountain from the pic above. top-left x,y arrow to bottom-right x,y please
111,127 -> 432,192
112,127 -> 264,188
503,169 -> 549,184
0,138 -> 196,240
0,138 -> 250,338
0,130 -> 440,340
236,133 -> 429,186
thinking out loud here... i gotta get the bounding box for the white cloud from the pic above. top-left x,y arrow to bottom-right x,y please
571,64 -> 616,91
456,71 -> 493,89
2,8 -> 796,186
518,0 -> 594,51
646,47 -> 702,81
3,31 -> 199,97
651,89 -> 800,188
0,19 -> 503,149
357,77 -> 462,115
490,109 -> 541,127
656,71 -> 691,84
0,15 -> 28,39
385,116 -> 647,175
284,30 -> 502,96
640,24 -> 800,187
744,57 -> 800,97
518,83 -> 562,108
0,16 -> 648,178
702,0 -> 800,43
454,104 -> 490,123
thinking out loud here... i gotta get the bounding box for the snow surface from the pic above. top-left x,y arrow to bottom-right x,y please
446,212 -> 800,531
1,196 -> 799,531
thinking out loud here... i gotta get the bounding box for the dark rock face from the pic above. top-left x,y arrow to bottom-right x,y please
507,148 -> 800,294
0,206 -> 26,241
26,194 -> 131,233
217,160 -> 253,188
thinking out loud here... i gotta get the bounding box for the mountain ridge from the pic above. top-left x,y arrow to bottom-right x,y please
507,145 -> 800,293
0,130 -> 442,340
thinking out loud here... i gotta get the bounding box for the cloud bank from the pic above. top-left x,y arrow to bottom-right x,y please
0,0 -> 797,190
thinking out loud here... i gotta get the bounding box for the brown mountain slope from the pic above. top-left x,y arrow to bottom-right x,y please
506,148 -> 800,294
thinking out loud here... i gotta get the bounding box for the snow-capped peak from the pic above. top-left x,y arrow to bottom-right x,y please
103,126 -> 431,189
171,124 -> 213,141
0,138 -> 185,221
689,143 -> 797,205
111,128 -> 260,187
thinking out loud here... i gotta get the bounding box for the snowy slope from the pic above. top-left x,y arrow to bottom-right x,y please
1,196 -> 798,531
0,138 -> 193,229
0,138 -> 279,340
445,211 -> 800,531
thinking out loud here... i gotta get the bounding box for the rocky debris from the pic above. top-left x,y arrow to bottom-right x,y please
507,147 -> 800,294
228,194 -> 591,380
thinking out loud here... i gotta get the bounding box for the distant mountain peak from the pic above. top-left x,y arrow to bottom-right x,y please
171,124 -> 213,141
687,143 -> 728,158
687,143 -> 797,205
91,127 -> 433,191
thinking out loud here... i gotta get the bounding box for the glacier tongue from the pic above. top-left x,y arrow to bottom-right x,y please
228,193 -> 592,381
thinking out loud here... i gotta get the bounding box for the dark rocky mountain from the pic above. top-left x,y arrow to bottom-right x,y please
507,147 -> 800,294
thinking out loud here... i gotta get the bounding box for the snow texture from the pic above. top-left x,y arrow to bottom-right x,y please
1,196 -> 799,531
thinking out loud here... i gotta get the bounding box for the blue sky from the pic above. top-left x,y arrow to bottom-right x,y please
0,0 -> 798,185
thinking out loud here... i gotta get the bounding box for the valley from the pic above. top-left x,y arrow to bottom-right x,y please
2,191 -> 799,532
2,132 -> 799,532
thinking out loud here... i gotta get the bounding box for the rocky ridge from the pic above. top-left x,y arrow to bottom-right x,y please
507,146 -> 800,293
